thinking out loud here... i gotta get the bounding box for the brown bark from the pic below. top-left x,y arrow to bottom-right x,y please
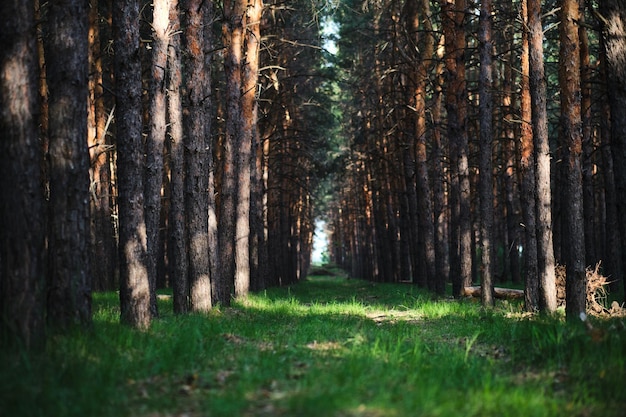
463,286 -> 524,300
0,0 -> 46,348
520,0 -> 539,312
45,0 -> 93,328
559,0 -> 586,319
219,0 -> 246,304
182,0 -> 212,312
113,0 -> 151,329
478,0 -> 494,307
528,0 -> 557,312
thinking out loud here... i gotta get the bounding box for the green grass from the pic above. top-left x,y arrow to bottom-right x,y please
1,271 -> 625,416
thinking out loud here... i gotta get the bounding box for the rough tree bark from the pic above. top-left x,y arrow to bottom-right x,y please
478,0 -> 495,307
45,0 -> 92,328
167,0 -> 188,313
182,0 -> 212,312
113,0 -> 151,329
559,0 -> 586,319
529,0 -> 557,312
0,0 -> 46,348
143,0 -> 171,317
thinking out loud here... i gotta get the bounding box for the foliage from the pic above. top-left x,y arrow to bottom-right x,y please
1,274 -> 624,416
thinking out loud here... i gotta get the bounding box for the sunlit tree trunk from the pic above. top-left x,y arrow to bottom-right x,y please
182,0 -> 212,312
529,0 -> 557,312
113,0 -> 151,329
559,0 -> 586,319
0,0 -> 46,348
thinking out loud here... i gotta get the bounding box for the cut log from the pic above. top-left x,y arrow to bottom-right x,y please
463,286 -> 524,300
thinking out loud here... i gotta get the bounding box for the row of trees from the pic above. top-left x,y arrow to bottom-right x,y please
326,0 -> 626,317
0,0 -> 331,348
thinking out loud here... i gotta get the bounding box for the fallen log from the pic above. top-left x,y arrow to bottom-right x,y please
463,286 -> 524,300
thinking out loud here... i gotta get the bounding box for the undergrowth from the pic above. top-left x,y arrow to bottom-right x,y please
1,270 -> 624,416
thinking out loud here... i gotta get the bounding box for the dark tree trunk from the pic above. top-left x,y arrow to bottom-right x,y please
167,0 -> 188,314
182,0 -> 212,312
113,0 -> 151,329
559,0 -> 586,319
478,0 -> 494,307
529,0 -> 557,312
0,0 -> 46,348
598,28 -> 622,293
440,0 -> 471,297
601,0 -> 626,303
45,0 -> 92,328
143,0 -> 170,317
219,0 -> 246,304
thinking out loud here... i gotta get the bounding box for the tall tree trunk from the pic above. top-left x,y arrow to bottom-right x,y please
478,0 -> 494,307
167,0 -> 188,313
529,0 -> 557,312
235,0 -> 261,297
559,0 -> 586,319
182,0 -> 212,312
219,0 -> 246,304
88,1 -> 116,292
600,0 -> 626,303
113,0 -> 151,329
598,29 -> 622,293
0,0 -> 46,348
520,0 -> 539,312
144,0 -> 170,317
246,0 -> 264,292
45,0 -> 92,328
441,0 -> 471,296
579,0 -> 595,267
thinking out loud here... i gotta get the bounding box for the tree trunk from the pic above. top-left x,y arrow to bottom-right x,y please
601,0 -> 626,303
520,0 -> 539,312
441,0 -> 471,296
167,0 -> 188,314
113,0 -> 151,329
182,0 -> 212,312
88,1 -> 116,292
0,0 -> 46,348
598,26 -> 622,293
236,0 -> 262,297
219,0 -> 246,304
559,0 -> 586,319
143,0 -> 170,317
528,0 -> 557,312
478,0 -> 494,307
45,0 -> 92,329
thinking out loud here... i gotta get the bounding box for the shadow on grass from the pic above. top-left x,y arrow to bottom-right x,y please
1,276 -> 625,417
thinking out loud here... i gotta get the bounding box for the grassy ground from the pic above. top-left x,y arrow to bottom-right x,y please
2,268 -> 625,417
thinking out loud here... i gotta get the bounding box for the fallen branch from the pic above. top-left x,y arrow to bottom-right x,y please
463,286 -> 525,300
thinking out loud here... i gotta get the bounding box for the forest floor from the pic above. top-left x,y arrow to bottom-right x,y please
2,267 -> 626,416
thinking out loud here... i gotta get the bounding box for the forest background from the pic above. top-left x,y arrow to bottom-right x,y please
1,0 -> 626,350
